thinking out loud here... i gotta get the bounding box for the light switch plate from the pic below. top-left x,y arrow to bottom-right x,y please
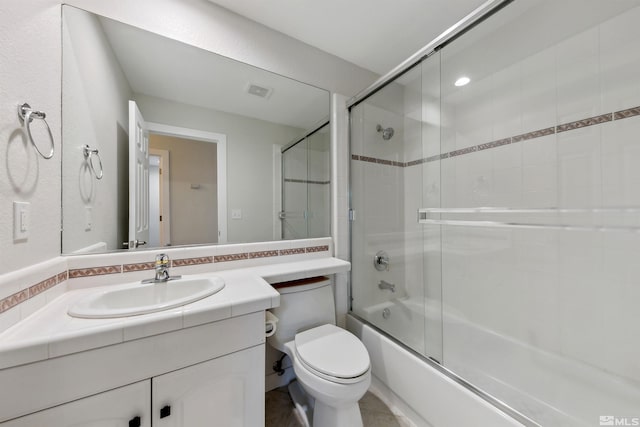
13,201 -> 30,241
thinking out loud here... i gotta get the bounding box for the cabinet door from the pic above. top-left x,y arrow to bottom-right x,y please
152,344 -> 264,427
2,380 -> 150,427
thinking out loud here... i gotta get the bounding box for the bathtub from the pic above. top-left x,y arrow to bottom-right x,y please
351,297 -> 640,426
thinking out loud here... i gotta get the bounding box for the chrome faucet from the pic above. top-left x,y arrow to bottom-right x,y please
142,253 -> 181,283
378,280 -> 395,292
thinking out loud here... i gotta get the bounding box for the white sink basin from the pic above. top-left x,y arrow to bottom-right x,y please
68,276 -> 225,319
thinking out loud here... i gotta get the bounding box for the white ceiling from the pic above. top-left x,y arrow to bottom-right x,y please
206,0 -> 488,75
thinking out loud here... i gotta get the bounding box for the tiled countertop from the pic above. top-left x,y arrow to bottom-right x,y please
0,258 -> 350,371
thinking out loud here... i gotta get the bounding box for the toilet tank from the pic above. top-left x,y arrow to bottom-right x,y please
268,276 -> 335,352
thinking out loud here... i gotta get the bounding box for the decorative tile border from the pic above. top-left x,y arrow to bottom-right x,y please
614,106 -> 640,120
0,271 -> 68,314
556,113 -> 612,133
123,262 -> 155,272
306,245 -> 330,253
512,126 -> 555,142
28,276 -> 57,298
279,248 -> 306,256
352,105 -> 640,166
214,253 -> 249,263
171,257 -> 213,267
68,265 -> 122,278
248,250 -> 279,259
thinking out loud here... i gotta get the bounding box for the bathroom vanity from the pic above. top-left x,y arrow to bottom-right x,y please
0,257 -> 350,426
0,272 -> 275,426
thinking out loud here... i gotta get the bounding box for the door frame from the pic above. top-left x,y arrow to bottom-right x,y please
149,149 -> 171,246
147,122 -> 228,244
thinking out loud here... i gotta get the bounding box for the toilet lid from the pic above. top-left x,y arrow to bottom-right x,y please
295,324 -> 370,380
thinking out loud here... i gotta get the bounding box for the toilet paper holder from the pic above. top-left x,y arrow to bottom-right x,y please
265,311 -> 278,337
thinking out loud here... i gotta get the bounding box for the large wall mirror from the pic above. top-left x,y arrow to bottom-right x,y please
61,5 -> 331,254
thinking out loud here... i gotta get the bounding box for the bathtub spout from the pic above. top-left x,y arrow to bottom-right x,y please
378,280 -> 395,292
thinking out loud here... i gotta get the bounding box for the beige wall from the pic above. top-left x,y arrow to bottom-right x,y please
150,134 -> 218,246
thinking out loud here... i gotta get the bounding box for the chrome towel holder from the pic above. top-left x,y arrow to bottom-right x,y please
17,103 -> 55,159
83,145 -> 104,180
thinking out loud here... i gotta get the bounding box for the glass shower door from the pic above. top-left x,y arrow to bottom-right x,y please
281,138 -> 308,239
350,63 -> 443,360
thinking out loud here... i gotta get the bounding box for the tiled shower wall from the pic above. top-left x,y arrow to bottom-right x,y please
351,1 -> 640,425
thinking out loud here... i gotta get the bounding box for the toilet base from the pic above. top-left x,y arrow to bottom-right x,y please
288,380 -> 314,427
313,399 -> 363,427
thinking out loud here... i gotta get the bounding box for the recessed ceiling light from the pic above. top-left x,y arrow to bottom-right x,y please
454,76 -> 470,87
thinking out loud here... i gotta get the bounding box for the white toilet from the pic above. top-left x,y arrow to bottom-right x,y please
268,276 -> 371,427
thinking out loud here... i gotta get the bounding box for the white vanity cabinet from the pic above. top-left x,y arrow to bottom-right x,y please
0,312 -> 266,426
1,381 -> 151,427
152,345 -> 264,426
2,345 -> 263,427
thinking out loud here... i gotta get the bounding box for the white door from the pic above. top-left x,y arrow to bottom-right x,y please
128,100 -> 150,249
152,345 -> 264,427
2,381 -> 150,427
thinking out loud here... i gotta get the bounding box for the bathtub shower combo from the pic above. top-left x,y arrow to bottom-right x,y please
349,0 -> 640,425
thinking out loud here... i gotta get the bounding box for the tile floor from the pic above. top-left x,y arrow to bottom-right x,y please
265,385 -> 412,427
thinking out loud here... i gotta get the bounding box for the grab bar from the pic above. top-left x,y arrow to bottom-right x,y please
17,103 -> 55,159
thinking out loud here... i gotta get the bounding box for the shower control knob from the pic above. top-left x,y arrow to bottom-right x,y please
374,250 -> 390,271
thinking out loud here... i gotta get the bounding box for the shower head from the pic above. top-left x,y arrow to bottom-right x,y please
376,124 -> 394,140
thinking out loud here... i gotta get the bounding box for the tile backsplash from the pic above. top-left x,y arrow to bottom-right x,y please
0,238 -> 332,334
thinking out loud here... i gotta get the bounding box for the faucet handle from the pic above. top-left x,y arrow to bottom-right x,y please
155,253 -> 169,267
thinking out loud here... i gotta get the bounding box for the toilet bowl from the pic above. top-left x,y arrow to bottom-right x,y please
268,277 -> 371,427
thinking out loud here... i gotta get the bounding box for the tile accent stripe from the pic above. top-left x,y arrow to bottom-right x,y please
123,262 -> 155,272
249,250 -> 279,259
68,265 -> 122,278
614,106 -> 640,120
172,257 -> 213,267
306,245 -> 330,253
214,253 -> 248,263
1,243 -> 332,315
353,105 -> 640,166
279,248 -> 306,256
0,271 -> 68,314
556,113 -> 612,133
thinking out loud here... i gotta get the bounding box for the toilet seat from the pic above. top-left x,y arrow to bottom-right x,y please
294,324 -> 370,384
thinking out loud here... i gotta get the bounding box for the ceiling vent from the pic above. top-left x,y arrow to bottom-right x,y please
246,83 -> 273,99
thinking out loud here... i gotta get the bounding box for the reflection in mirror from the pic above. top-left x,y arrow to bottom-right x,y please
281,123 -> 330,239
61,6 -> 330,254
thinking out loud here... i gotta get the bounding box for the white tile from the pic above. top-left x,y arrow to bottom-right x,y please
0,306 -> 21,335
123,309 -> 183,341
48,322 -> 124,358
0,337 -> 50,370
19,293 -> 47,321
556,27 -> 601,122
600,5 -> 640,113
492,62 -> 522,140
521,48 -> 556,133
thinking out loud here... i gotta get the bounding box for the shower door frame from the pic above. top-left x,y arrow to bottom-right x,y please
346,0 -> 540,426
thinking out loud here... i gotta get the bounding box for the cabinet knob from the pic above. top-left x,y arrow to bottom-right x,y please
160,405 -> 171,419
129,416 -> 141,427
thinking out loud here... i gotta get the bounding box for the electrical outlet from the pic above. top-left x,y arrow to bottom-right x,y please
231,209 -> 242,220
13,201 -> 30,241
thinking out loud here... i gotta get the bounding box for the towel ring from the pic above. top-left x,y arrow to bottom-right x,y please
18,103 -> 55,159
83,145 -> 104,180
